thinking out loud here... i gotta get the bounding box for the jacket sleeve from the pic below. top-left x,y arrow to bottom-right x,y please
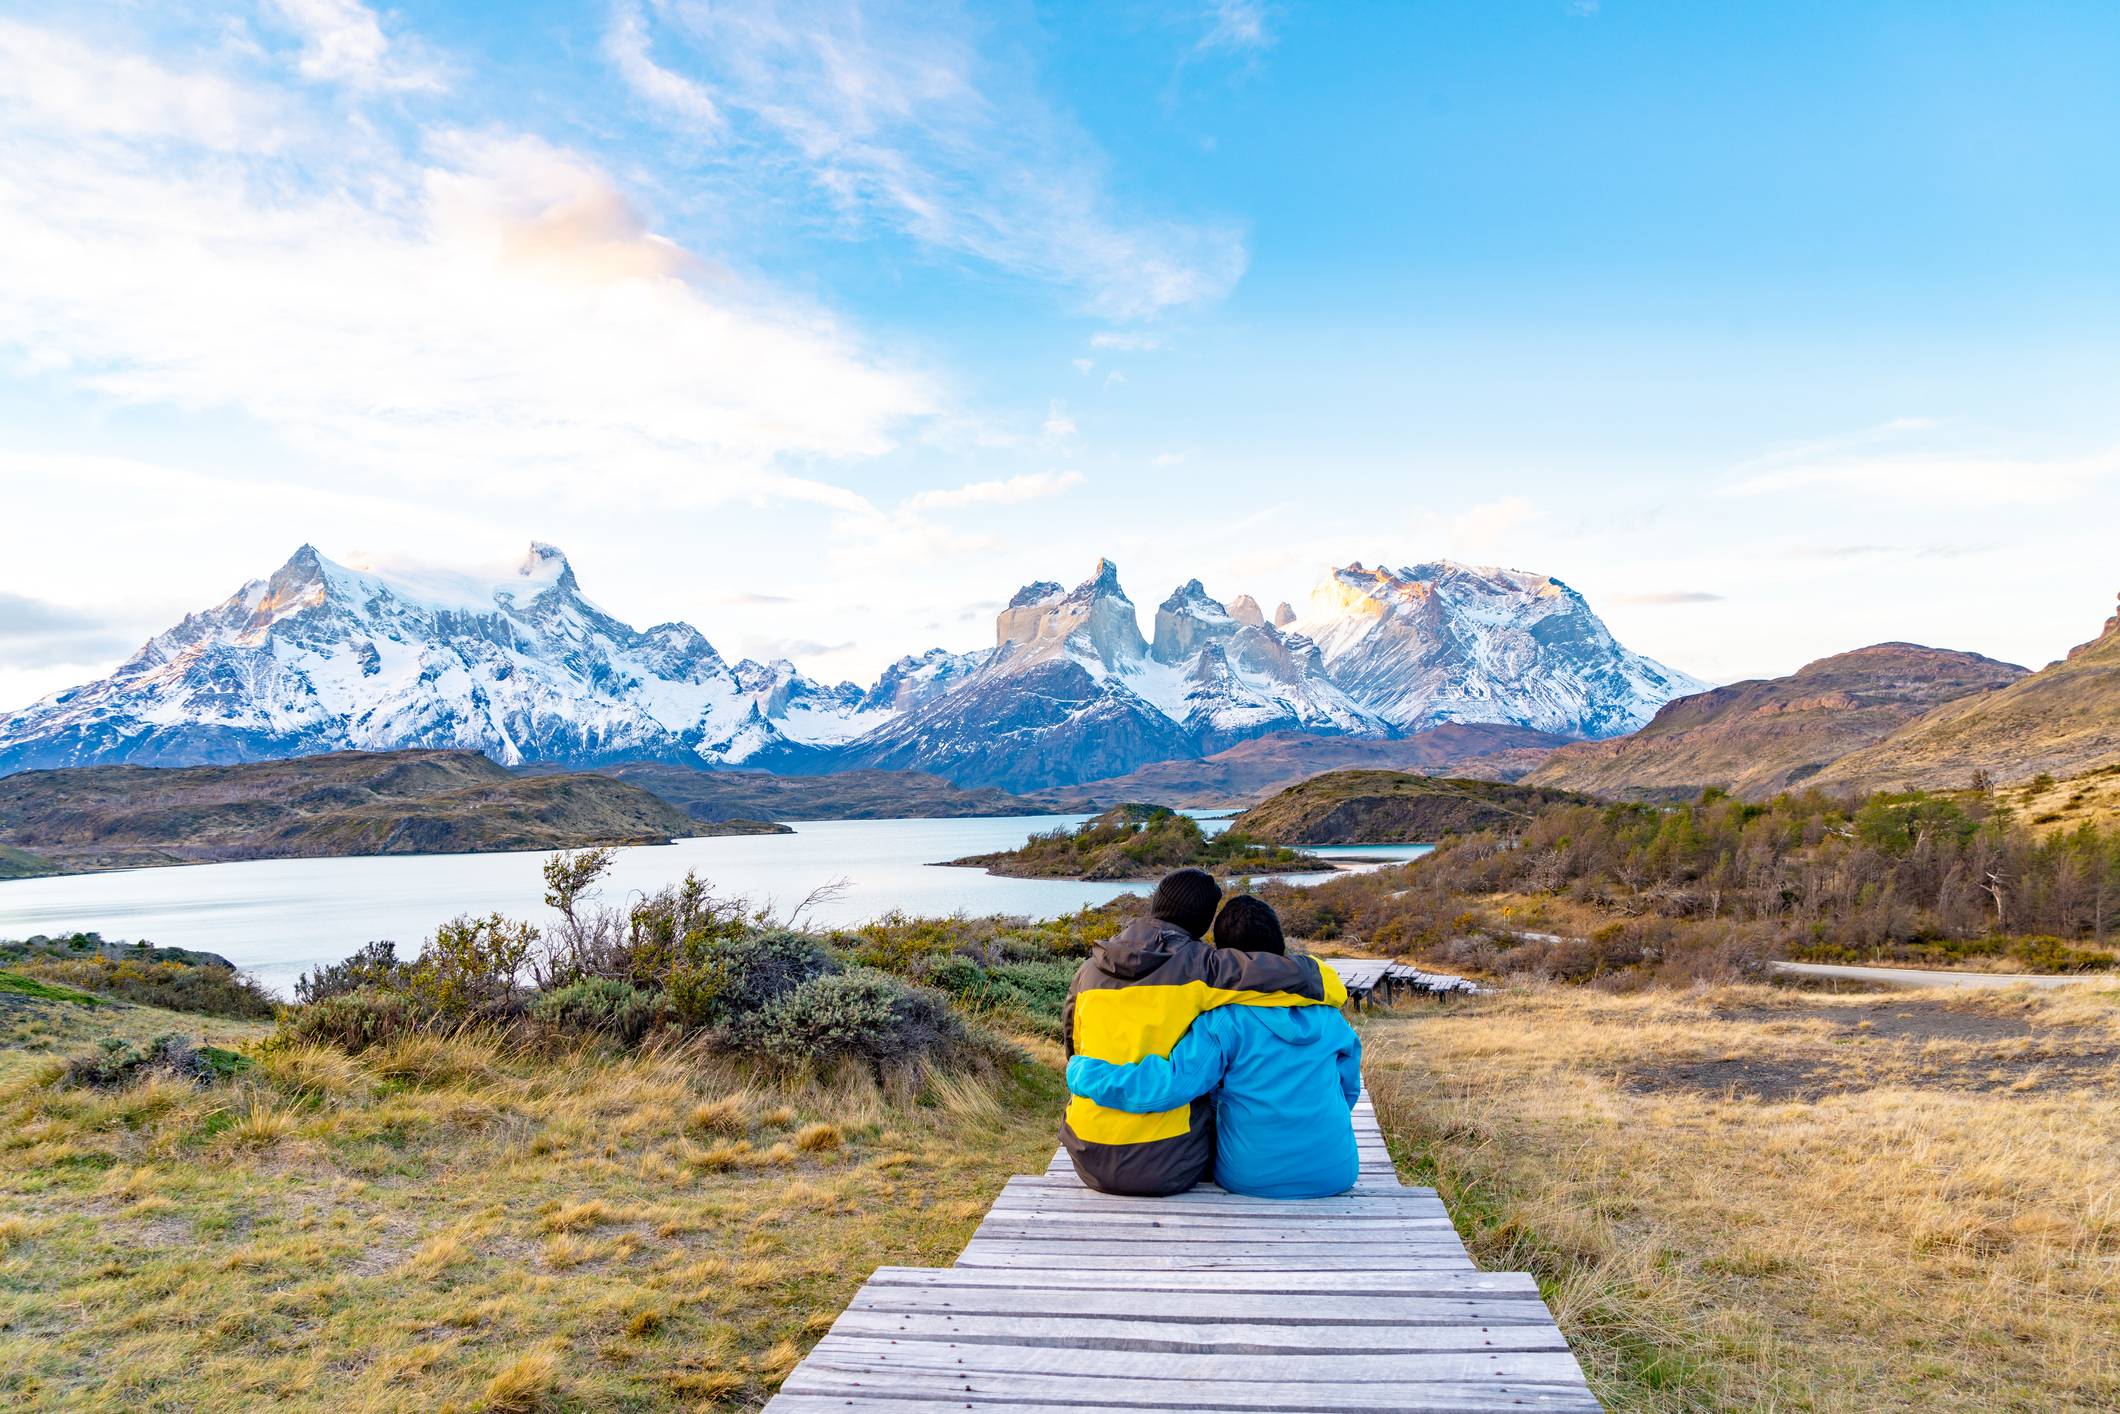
1065,1011 -> 1235,1114
1195,945 -> 1345,1007
1335,1019 -> 1363,1108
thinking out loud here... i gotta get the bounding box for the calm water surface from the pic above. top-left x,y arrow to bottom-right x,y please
0,815 -> 1431,993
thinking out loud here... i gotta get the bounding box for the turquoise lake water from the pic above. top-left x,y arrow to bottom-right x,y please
0,815 -> 1432,993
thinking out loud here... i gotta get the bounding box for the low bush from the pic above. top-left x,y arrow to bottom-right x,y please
732,969 -> 969,1072
529,977 -> 667,1045
294,941 -> 404,1004
278,988 -> 427,1053
64,1033 -> 249,1090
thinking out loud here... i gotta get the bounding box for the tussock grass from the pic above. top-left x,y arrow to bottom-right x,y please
1363,982 -> 2120,1411
0,991 -> 1064,1410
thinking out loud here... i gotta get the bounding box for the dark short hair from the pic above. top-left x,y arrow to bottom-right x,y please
1211,895 -> 1285,955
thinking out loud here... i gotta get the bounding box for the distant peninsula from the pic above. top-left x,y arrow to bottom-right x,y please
0,750 -> 767,878
1230,770 -> 1591,845
942,804 -> 1334,881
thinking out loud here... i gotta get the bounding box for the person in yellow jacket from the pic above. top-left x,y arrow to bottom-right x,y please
1061,868 -> 1348,1195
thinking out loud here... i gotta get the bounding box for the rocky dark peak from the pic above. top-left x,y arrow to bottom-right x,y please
1273,601 -> 1297,628
1008,580 -> 1064,610
1070,558 -> 1129,603
2068,591 -> 2120,661
1227,594 -> 1266,628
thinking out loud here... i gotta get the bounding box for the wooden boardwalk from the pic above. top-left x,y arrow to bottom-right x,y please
766,962 -> 1597,1413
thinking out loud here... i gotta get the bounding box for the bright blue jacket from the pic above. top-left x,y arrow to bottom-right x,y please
1064,1003 -> 1362,1199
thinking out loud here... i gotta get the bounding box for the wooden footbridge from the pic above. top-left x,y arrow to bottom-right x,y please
766,960 -> 1598,1413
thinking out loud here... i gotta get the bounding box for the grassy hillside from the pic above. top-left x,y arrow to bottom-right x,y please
0,750 -> 745,875
1232,770 -> 1591,844
944,804 -> 1332,880
0,869 -> 1090,1411
1811,594 -> 2120,795
1525,643 -> 2025,801
1366,984 -> 2120,1411
590,763 -> 1039,822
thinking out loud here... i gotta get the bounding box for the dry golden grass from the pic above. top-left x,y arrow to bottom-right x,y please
1363,981 -> 2120,1412
0,992 -> 1064,1410
2001,763 -> 2120,836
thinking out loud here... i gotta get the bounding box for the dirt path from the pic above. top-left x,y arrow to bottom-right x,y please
1771,960 -> 2112,990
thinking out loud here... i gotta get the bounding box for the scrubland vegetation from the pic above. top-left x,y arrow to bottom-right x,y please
1260,788 -> 2120,981
0,852 -> 1118,1410
1364,983 -> 2120,1411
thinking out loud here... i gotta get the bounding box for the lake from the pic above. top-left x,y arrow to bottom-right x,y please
0,815 -> 1431,993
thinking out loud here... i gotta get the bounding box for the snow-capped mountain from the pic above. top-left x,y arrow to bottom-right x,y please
0,545 -> 1707,789
1294,560 -> 1707,738
839,561 -> 1387,790
0,544 -> 898,774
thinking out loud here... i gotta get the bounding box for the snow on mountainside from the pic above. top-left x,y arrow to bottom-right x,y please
0,544 -> 902,774
0,545 -> 1707,790
1294,560 -> 1707,738
840,561 -> 1389,791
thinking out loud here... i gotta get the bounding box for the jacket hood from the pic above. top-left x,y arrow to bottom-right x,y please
1092,916 -> 1194,981
1247,1006 -> 1334,1044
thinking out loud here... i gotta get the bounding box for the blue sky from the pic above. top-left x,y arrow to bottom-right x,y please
2,0 -> 2116,710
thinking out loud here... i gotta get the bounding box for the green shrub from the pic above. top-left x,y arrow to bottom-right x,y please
400,913 -> 538,1018
0,969 -> 105,1006
667,929 -> 839,1028
278,988 -> 426,1053
731,969 -> 967,1072
530,977 -> 668,1044
295,941 -> 403,1004
63,1033 -> 243,1089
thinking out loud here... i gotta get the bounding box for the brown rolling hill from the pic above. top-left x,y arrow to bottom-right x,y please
1809,593 -> 2120,796
1230,770 -> 1591,844
583,763 -> 1040,822
1524,644 -> 2026,801
0,749 -> 732,877
1024,723 -> 1572,810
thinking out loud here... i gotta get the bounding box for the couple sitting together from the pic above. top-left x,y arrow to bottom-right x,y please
1060,867 -> 1363,1199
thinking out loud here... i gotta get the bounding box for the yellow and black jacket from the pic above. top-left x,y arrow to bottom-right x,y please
1060,917 -> 1348,1195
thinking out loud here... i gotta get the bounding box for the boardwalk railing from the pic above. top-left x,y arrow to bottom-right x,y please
766,958 -> 1597,1412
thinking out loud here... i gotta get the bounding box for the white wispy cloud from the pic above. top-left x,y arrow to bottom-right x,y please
1197,1 -> 1275,54
904,470 -> 1083,512
1090,330 -> 1166,352
1610,590 -> 1726,606
1042,402 -> 1079,439
603,0 -> 722,131
608,0 -> 1247,318
1727,446 -> 2118,506
267,0 -> 445,92
0,17 -> 934,504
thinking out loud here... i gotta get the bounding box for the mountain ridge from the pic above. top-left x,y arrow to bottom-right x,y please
0,543 -> 1705,792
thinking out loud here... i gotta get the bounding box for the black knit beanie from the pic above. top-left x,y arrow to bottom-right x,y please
1149,867 -> 1222,940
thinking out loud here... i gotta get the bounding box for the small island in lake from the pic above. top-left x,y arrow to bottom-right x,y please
941,803 -> 1336,881
1229,769 -> 1592,845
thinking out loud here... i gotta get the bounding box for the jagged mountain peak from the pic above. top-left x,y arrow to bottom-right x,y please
1227,594 -> 1266,628
1296,558 -> 1705,738
997,558 -> 1147,670
1273,601 -> 1297,628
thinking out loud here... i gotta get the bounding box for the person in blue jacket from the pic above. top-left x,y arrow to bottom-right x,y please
1064,895 -> 1362,1199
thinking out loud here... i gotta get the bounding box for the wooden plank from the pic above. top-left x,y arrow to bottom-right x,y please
780,1348 -> 1594,1390
847,1297 -> 1560,1331
823,1311 -> 1570,1352
860,1267 -> 1537,1297
952,1252 -> 1477,1272
769,1387 -> 1598,1414
968,1226 -> 1462,1246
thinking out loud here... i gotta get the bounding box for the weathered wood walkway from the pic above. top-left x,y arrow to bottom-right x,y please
766,961 -> 1597,1413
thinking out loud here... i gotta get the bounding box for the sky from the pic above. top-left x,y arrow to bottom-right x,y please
2,0 -> 2117,712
